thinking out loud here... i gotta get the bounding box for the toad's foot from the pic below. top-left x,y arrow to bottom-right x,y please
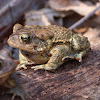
16,64 -> 27,70
62,53 -> 82,62
62,49 -> 89,62
31,63 -> 58,71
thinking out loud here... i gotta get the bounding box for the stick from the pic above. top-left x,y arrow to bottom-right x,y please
69,5 -> 100,30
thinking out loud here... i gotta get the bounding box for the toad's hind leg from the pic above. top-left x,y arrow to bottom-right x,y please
31,45 -> 70,70
75,48 -> 90,62
62,48 -> 90,62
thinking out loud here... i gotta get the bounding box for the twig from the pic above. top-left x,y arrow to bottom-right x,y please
69,5 -> 100,30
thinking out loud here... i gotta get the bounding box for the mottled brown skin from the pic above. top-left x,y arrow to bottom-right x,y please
0,48 -> 29,100
7,24 -> 90,71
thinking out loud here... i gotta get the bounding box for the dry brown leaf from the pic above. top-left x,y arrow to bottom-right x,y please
84,27 -> 100,49
49,0 -> 96,16
93,13 -> 100,24
24,8 -> 74,26
73,27 -> 89,33
24,10 -> 51,26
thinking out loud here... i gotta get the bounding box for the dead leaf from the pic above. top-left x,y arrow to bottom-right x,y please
24,8 -> 75,26
73,27 -> 89,33
24,10 -> 51,26
93,13 -> 100,24
84,27 -> 100,49
49,0 -> 96,16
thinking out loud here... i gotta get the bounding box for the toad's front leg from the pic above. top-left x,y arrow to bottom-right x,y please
31,45 -> 70,71
17,50 -> 35,70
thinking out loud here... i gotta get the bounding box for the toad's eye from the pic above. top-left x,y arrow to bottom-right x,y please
20,34 -> 32,42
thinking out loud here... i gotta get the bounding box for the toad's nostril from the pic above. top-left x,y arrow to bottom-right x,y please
12,36 -> 15,39
10,35 -> 15,40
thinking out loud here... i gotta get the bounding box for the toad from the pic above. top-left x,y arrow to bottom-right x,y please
0,48 -> 29,100
7,24 -> 90,71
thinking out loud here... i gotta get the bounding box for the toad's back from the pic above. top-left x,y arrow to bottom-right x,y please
25,25 -> 73,43
42,25 -> 73,43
